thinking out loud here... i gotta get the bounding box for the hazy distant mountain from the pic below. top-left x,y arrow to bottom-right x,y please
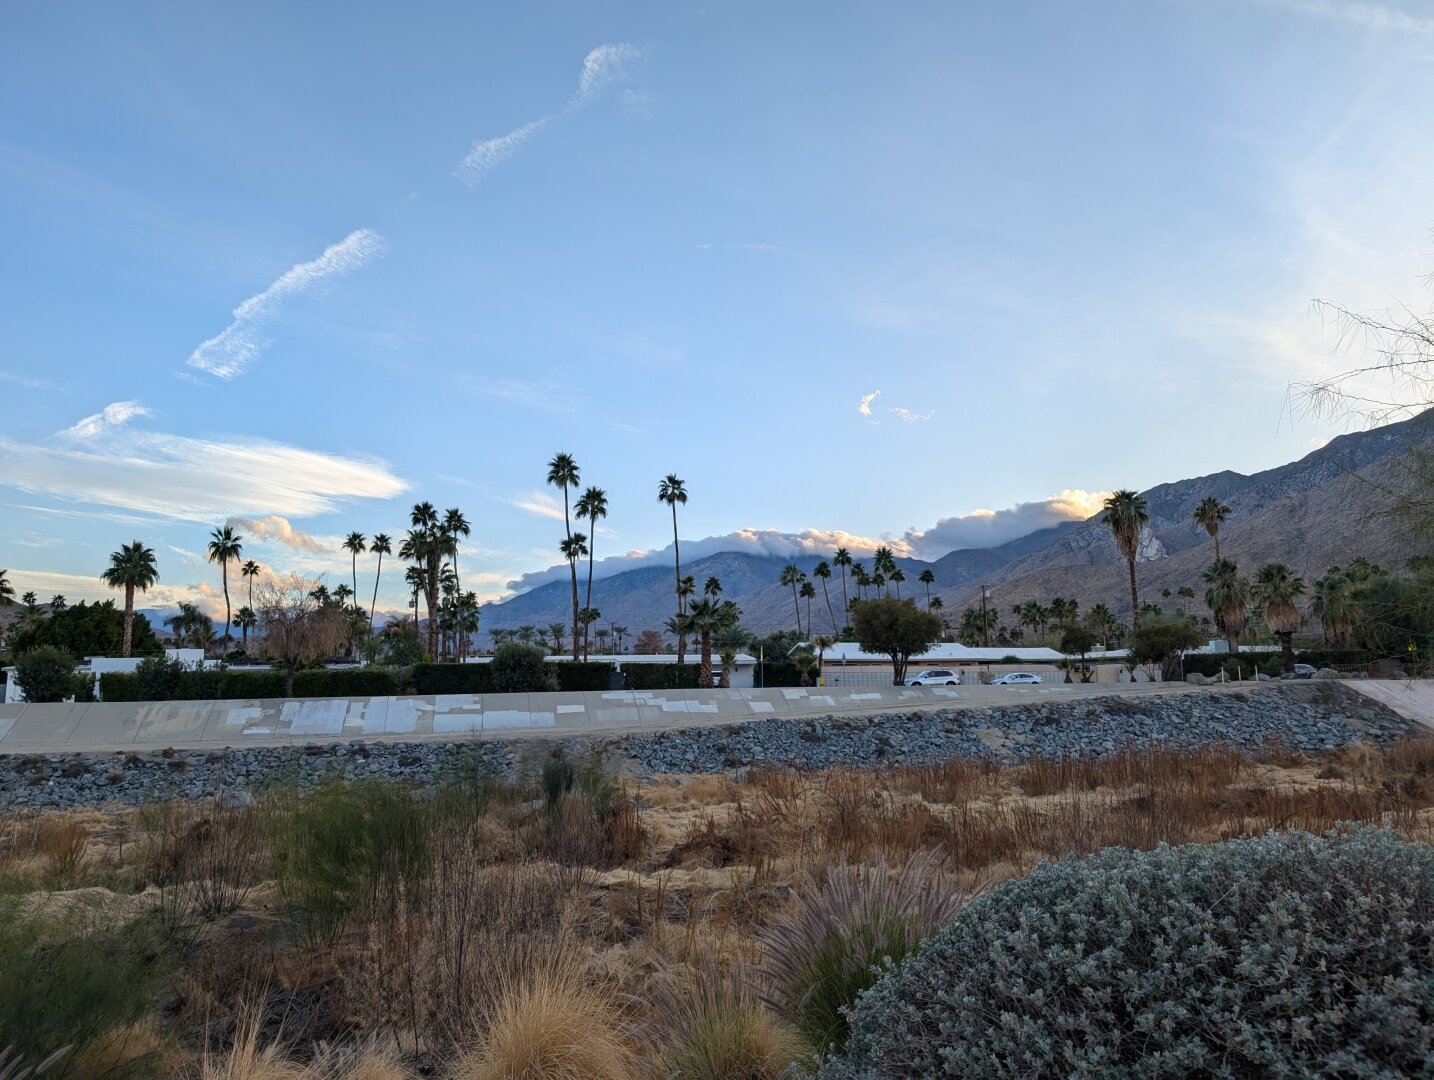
478,411 -> 1432,639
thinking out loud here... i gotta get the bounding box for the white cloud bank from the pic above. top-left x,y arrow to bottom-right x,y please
0,402 -> 408,522
502,490 -> 1108,594
227,514 -> 330,553
187,229 -> 385,379
454,43 -> 643,185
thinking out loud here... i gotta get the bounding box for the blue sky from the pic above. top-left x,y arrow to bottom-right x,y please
2,0 -> 1433,619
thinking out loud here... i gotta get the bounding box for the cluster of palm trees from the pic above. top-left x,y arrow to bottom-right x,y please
392,504 -> 477,661
664,575 -> 742,687
777,545 -> 944,638
544,454 -> 612,663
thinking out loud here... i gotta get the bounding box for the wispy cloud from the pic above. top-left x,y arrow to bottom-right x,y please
508,491 -> 568,522
1253,0 -> 1434,34
61,400 -> 153,439
227,514 -> 330,553
0,408 -> 408,521
186,229 -> 385,379
465,376 -> 571,411
454,117 -> 555,184
890,407 -> 934,424
858,390 -> 881,416
0,369 -> 57,391
454,43 -> 643,185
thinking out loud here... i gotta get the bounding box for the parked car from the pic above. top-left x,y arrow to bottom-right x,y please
906,669 -> 960,686
1293,663 -> 1318,678
992,672 -> 1042,686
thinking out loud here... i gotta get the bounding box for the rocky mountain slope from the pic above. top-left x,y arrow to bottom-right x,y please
480,411 -> 1433,637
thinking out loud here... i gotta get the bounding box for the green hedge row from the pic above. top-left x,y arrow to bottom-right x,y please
1179,648 -> 1374,679
99,667 -> 402,702
623,663 -> 702,690
412,661 -> 617,695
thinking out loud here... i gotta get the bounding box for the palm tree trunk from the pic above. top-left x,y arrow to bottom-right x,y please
699,630 -> 713,688
839,568 -> 849,616
821,578 -> 837,634
806,593 -> 812,636
671,503 -> 685,664
222,563 -> 231,657
1127,556 -> 1140,628
1213,534 -> 1221,561
585,537 -> 595,663
122,582 -> 135,658
1280,632 -> 1295,673
791,583 -> 801,635
370,552 -> 383,629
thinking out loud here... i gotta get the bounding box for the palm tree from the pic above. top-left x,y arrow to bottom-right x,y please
658,474 -> 688,661
100,541 -> 159,657
1252,562 -> 1307,673
402,562 -> 425,649
833,547 -> 852,613
206,524 -> 243,657
368,533 -> 392,629
813,560 -> 838,633
547,453 -> 582,661
800,578 -> 817,636
612,625 -> 628,654
560,531 -> 589,656
49,594 -> 66,612
919,568 -> 935,610
575,486 -> 608,660
873,546 -> 897,596
441,509 -> 471,657
1202,557 -> 1250,659
342,531 -> 366,612
852,563 -> 869,602
1193,496 -> 1233,560
687,595 -> 742,688
235,605 -> 257,653
780,563 -> 803,634
890,566 -> 905,599
240,559 -> 261,610
1085,602 -> 1115,645
547,621 -> 567,656
1311,568 -> 1359,647
0,569 -> 14,608
408,502 -> 442,657
1102,490 -> 1150,626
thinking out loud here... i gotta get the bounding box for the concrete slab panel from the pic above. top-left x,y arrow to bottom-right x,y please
279,698 -> 347,736
548,692 -> 589,731
0,716 -> 15,742
382,697 -> 426,734
589,691 -> 641,730
480,693 -> 549,732
3,703 -> 86,748
132,702 -> 216,744
739,689 -> 794,715
633,692 -> 691,725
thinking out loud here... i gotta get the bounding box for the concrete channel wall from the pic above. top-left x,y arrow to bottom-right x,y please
0,683 -> 1044,751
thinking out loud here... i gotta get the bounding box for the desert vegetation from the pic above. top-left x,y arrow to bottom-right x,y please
0,736 -> 1432,1077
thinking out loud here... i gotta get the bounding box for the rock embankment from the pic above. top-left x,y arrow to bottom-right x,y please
623,682 -> 1417,773
0,683 -> 1419,810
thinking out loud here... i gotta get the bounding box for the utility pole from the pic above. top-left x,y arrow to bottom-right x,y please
980,585 -> 991,648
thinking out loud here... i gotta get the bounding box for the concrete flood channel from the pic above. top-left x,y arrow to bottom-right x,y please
0,680 -> 1429,809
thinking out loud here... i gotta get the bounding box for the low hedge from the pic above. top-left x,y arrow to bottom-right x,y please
555,661 -> 617,691
99,666 -> 400,701
623,663 -> 702,690
413,662 -> 494,695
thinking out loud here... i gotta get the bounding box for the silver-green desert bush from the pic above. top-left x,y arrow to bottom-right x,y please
821,826 -> 1434,1079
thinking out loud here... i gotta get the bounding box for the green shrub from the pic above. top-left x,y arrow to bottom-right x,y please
259,778 -> 434,944
134,654 -> 188,700
291,666 -> 398,697
624,663 -> 701,690
413,661 -> 495,695
101,665 -> 395,701
757,852 -> 981,1054
97,671 -> 141,702
758,659 -> 805,688
13,647 -> 76,704
823,827 -> 1434,1079
0,897 -> 170,1077
492,642 -> 557,693
554,661 -> 616,691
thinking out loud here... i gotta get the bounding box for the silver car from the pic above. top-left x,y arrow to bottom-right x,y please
992,672 -> 1042,686
906,669 -> 961,686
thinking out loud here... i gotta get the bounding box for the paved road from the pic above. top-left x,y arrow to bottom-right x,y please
3,678 -> 1399,753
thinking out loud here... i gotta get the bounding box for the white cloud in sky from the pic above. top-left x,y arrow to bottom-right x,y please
890,407 -> 933,424
509,491 -> 568,522
501,491 -> 1106,594
1253,0 -> 1434,34
0,407 -> 408,522
857,389 -> 880,416
227,514 -> 330,553
186,229 -> 385,379
61,400 -> 153,439
454,43 -> 643,184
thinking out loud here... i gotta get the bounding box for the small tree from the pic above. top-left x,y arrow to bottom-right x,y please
14,645 -> 76,703
492,641 -> 557,693
1059,625 -> 1098,682
851,598 -> 942,685
1128,614 -> 1203,681
256,574 -> 348,697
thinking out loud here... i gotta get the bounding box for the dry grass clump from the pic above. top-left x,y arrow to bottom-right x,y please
450,958 -> 639,1080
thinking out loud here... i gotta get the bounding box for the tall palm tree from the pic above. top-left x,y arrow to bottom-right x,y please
442,508 -> 471,658
342,531 -> 366,613
833,547 -> 852,613
1202,557 -> 1250,659
780,563 -> 803,634
0,569 -> 14,608
1252,562 -> 1307,673
409,502 -> 442,657
872,546 -> 897,596
813,560 -> 838,633
1193,496 -> 1233,560
548,621 -> 567,656
658,474 -> 688,661
612,625 -> 628,654
206,524 -> 243,657
1085,602 -> 1115,645
1311,568 -> 1358,646
575,486 -> 608,660
402,563 -> 425,645
560,531 -> 589,657
799,578 -> 817,637
1102,490 -> 1149,626
235,605 -> 257,653
49,594 -> 66,612
368,533 -> 392,629
240,559 -> 261,611
890,566 -> 905,599
919,568 -> 935,610
547,453 -> 582,661
100,541 -> 159,657
852,563 -> 869,603
687,594 -> 741,688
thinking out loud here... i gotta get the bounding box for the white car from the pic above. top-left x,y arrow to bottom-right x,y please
906,668 -> 961,686
992,672 -> 1042,686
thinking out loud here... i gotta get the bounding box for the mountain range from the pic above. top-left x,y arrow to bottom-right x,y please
478,410 -> 1434,639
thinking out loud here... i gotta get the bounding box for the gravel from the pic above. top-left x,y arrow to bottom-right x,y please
0,683 -> 1421,810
